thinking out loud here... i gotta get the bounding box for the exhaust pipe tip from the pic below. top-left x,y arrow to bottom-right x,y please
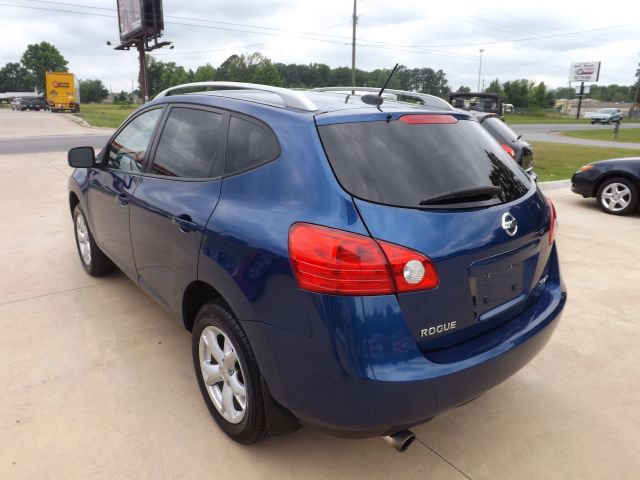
383,430 -> 416,453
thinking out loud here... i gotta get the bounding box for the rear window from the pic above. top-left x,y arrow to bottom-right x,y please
318,116 -> 530,208
482,117 -> 518,143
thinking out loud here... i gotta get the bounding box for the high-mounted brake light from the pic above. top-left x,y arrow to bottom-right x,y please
547,198 -> 558,245
399,114 -> 458,125
501,143 -> 516,159
288,223 -> 439,295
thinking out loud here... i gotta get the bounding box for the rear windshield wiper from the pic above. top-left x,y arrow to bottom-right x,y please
419,186 -> 502,206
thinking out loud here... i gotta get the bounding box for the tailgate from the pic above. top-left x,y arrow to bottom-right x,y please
354,189 -> 553,350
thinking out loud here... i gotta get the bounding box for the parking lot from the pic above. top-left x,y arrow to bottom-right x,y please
1,110 -> 639,479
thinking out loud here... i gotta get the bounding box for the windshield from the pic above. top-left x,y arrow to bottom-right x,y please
318,116 -> 531,209
598,109 -> 616,114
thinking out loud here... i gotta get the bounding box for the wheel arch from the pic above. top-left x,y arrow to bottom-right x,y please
69,191 -> 80,216
182,280 -> 234,332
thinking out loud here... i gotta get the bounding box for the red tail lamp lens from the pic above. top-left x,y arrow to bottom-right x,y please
399,114 -> 458,125
288,223 -> 439,295
547,198 -> 557,245
501,143 -> 516,159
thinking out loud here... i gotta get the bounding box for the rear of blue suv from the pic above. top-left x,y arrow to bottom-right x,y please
67,83 -> 566,448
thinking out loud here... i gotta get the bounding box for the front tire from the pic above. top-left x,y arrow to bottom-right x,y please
192,302 -> 268,444
597,177 -> 638,215
73,205 -> 114,275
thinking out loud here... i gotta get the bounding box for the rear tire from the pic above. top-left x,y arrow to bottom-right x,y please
597,177 -> 638,215
192,302 -> 268,444
73,205 -> 114,275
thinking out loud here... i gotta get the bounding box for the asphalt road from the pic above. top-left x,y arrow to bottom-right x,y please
0,109 -> 113,154
0,134 -> 111,155
508,122 -> 640,149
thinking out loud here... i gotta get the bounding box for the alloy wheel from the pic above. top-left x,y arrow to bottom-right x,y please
199,326 -> 248,424
75,212 -> 92,266
601,183 -> 631,212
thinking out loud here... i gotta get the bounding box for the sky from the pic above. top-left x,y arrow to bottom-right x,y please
1,0 -> 639,93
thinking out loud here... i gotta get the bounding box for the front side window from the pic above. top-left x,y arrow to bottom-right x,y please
225,116 -> 280,176
150,107 -> 224,178
107,108 -> 162,173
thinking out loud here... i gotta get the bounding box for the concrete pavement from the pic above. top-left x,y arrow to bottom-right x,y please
1,121 -> 640,479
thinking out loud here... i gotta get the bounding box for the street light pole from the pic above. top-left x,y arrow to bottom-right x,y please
477,48 -> 484,92
351,0 -> 358,92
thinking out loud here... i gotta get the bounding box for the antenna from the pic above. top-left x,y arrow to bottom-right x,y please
378,63 -> 399,97
361,63 -> 400,106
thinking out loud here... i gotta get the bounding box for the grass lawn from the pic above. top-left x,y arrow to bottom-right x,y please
532,142 -> 640,181
73,103 -> 139,128
560,128 -> 640,144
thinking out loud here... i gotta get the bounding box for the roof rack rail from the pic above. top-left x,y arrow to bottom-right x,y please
310,86 -> 453,109
155,81 -> 318,112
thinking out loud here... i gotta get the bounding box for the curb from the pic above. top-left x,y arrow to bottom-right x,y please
64,113 -> 101,130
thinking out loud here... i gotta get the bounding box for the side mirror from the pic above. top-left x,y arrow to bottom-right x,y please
68,146 -> 95,168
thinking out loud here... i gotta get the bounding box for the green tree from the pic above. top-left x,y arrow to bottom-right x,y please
20,42 -> 68,92
0,62 -> 35,92
159,63 -> 191,91
456,85 -> 471,92
217,54 -> 249,82
193,64 -> 216,82
530,81 -> 554,108
502,79 -> 532,108
486,78 -> 502,94
79,79 -> 109,103
250,60 -> 284,86
114,90 -> 130,103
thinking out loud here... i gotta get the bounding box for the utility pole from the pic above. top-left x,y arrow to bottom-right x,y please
632,61 -> 640,118
137,41 -> 149,102
477,49 -> 484,92
351,0 -> 357,92
576,82 -> 585,119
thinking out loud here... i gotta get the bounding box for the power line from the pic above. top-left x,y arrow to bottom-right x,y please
15,0 -> 637,50
0,1 -> 636,74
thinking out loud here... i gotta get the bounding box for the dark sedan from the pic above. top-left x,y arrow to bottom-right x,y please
571,157 -> 640,215
469,112 -> 534,174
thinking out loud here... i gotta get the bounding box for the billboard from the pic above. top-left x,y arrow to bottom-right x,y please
117,0 -> 164,42
570,62 -> 601,83
117,0 -> 143,41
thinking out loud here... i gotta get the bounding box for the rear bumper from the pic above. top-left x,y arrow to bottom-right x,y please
244,247 -> 566,437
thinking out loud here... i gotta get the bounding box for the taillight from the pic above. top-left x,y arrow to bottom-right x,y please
399,114 -> 458,125
288,223 -> 439,295
501,143 -> 516,159
547,198 -> 557,245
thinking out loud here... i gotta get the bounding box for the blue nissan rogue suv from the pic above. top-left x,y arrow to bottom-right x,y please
67,82 -> 566,450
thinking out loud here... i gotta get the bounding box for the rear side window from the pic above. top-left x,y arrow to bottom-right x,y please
482,117 -> 517,143
225,116 -> 280,176
318,117 -> 530,208
151,107 -> 224,178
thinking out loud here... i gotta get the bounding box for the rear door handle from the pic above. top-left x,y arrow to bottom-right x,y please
171,214 -> 198,233
116,193 -> 128,207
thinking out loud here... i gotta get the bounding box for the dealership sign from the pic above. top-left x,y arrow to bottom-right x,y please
570,62 -> 601,82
